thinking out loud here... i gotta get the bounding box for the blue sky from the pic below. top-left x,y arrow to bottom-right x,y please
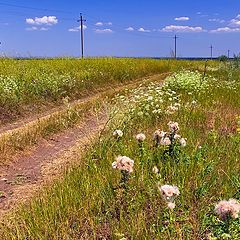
0,0 -> 240,58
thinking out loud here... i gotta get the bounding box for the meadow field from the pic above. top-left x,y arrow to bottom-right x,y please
0,58 -> 239,239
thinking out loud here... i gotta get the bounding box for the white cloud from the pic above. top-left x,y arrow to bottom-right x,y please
26,16 -> 58,26
95,28 -> 113,33
95,22 -> 112,26
125,27 -> 134,31
209,18 -> 225,23
175,16 -> 190,21
95,22 -> 103,26
229,15 -> 240,27
210,27 -> 240,33
138,27 -> 151,32
26,26 -> 49,31
230,19 -> 240,26
40,27 -> 49,31
26,26 -> 38,31
197,12 -> 202,15
161,25 -> 205,32
68,25 -> 87,32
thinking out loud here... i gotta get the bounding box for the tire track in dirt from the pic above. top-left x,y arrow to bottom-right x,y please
0,73 -> 169,216
0,113 -> 106,214
0,73 -> 168,135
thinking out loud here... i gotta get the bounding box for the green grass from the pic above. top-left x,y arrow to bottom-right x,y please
1,61 -> 239,239
0,58 -> 214,124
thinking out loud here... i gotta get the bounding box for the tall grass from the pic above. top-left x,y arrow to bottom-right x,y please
0,58 -> 213,123
1,62 -> 239,239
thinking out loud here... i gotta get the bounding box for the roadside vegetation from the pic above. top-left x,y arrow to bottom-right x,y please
0,59 -> 239,239
0,57 -> 203,125
0,58 -> 211,165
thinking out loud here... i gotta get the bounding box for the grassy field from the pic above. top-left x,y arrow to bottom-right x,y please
0,58 -> 203,125
1,59 -> 239,239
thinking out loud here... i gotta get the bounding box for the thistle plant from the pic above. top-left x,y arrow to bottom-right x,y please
112,155 -> 134,187
214,199 -> 240,235
112,156 -> 134,221
159,184 -> 180,210
153,122 -> 186,159
136,133 -> 146,176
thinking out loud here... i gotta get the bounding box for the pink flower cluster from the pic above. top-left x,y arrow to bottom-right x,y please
159,184 -> 180,209
112,156 -> 134,173
215,199 -> 240,221
168,121 -> 179,133
153,122 -> 186,147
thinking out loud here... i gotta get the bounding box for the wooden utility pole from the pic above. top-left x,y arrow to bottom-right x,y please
227,49 -> 230,59
174,35 -> 178,59
210,45 -> 213,60
77,13 -> 86,58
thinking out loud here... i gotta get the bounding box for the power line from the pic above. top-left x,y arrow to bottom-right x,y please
0,2 -> 74,14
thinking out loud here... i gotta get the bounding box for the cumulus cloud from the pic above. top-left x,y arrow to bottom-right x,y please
26,16 -> 58,26
175,16 -> 189,21
229,15 -> 240,27
209,18 -> 225,23
161,25 -> 205,32
125,27 -> 134,31
68,25 -> 87,32
95,22 -> 112,26
95,28 -> 113,33
210,27 -> 240,33
95,22 -> 103,26
26,26 -> 49,31
138,27 -> 151,32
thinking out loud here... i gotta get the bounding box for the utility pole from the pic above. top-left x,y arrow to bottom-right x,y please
77,13 -> 86,59
210,45 -> 213,60
227,49 -> 230,59
174,35 -> 178,59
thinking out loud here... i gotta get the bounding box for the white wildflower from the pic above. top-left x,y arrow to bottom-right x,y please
174,134 -> 181,140
152,166 -> 159,174
136,133 -> 146,142
179,138 -> 187,147
113,129 -> 123,138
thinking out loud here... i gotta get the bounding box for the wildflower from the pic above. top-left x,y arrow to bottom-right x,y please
215,199 -> 240,221
136,133 -> 146,142
167,202 -> 176,209
113,129 -> 123,138
168,121 -> 179,133
152,166 -> 159,174
153,130 -> 167,145
174,102 -> 181,107
112,156 -> 134,173
166,105 -> 178,115
159,184 -> 180,209
179,138 -> 187,147
174,134 -> 181,140
160,136 -> 171,146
